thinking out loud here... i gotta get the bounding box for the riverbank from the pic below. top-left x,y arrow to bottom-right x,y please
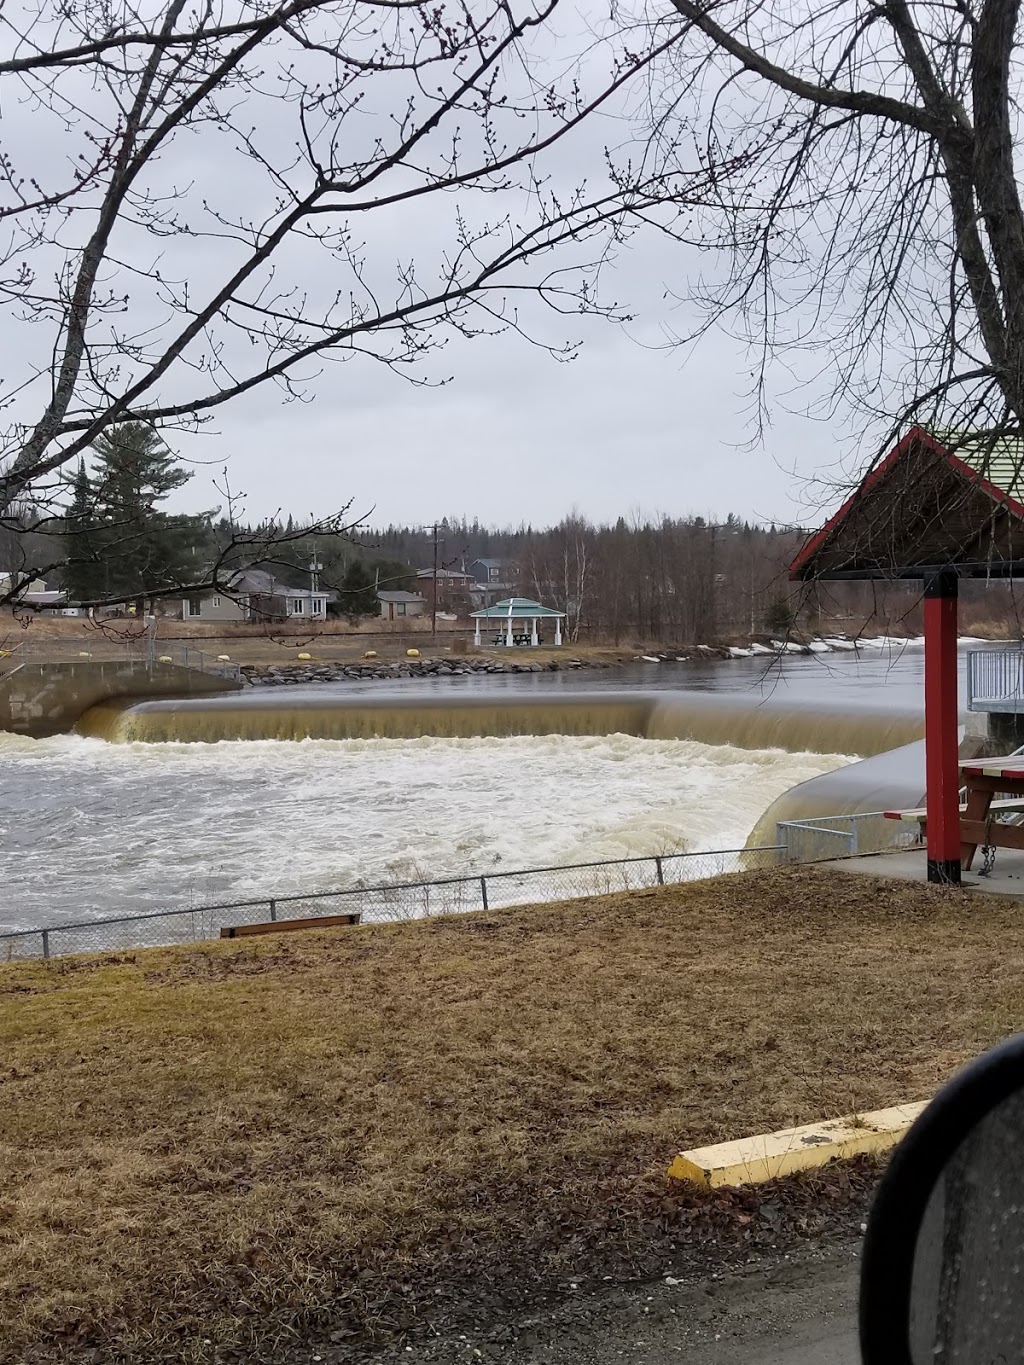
236,634 -> 934,685
2,865 -> 1022,1364
3,614 -> 952,674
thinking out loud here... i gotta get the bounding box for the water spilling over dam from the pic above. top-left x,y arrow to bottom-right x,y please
0,663 -> 932,932
76,688 -> 924,756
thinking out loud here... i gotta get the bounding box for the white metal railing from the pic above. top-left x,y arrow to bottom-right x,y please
967,648 -> 1024,712
776,811 -> 921,861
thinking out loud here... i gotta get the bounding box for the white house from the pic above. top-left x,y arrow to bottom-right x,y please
181,569 -> 334,622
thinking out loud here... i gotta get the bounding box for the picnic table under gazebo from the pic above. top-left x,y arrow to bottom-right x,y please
471,597 -> 565,647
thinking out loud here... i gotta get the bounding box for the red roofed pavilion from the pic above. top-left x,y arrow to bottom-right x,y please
790,425 -> 1024,885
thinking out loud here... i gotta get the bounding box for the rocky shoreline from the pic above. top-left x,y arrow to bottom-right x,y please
240,656 -> 603,685
238,633 -> 927,686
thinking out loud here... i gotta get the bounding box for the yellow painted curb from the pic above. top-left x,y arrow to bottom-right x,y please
668,1102 -> 928,1188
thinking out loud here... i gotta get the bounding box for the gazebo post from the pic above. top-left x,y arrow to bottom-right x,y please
506,610 -> 514,648
473,619 -> 481,646
531,617 -> 538,647
924,569 -> 961,885
554,618 -> 562,646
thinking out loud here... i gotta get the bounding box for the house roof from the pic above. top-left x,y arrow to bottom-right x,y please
471,557 -> 510,569
416,568 -> 473,580
225,567 -> 276,594
194,569 -> 334,601
20,590 -> 66,606
470,597 -> 565,619
378,590 -> 426,603
281,585 -> 336,601
790,426 -> 1024,581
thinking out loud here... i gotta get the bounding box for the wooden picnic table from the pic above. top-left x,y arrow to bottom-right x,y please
959,757 -> 1024,868
490,632 -> 536,647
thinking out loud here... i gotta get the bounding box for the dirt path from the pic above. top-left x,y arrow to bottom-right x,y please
351,1242 -> 861,1365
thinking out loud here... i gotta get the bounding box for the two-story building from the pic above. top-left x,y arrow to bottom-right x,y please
415,567 -> 476,612
468,558 -> 518,608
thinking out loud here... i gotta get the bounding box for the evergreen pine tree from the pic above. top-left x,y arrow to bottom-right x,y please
90,422 -> 206,605
64,460 -> 106,603
339,558 -> 379,615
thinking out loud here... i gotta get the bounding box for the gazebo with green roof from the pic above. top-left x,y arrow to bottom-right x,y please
470,597 -> 566,648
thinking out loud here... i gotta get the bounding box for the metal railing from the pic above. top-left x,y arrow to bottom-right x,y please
163,641 -> 242,680
776,811 -> 921,862
0,845 -> 782,962
967,648 -> 1024,712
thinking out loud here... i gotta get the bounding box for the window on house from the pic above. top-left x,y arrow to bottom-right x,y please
311,598 -> 324,616
186,597 -> 202,617
290,598 -> 303,614
211,596 -> 221,608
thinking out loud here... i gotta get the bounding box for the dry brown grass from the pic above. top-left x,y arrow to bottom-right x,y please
2,866 -> 1024,1361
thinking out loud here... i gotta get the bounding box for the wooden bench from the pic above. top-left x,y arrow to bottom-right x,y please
220,911 -> 360,939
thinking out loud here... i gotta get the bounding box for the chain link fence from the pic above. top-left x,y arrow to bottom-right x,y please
0,845 -> 782,962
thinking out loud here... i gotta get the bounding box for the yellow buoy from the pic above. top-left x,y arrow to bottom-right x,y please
406,648 -> 420,658
297,651 -> 312,661
217,654 -> 231,662
364,650 -> 378,659
77,651 -> 91,658
158,654 -> 173,664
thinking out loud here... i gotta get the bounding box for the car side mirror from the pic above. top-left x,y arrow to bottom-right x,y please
860,1033 -> 1024,1364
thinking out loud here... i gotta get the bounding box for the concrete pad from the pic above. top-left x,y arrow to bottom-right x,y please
669,1102 -> 927,1188
827,846 -> 1024,897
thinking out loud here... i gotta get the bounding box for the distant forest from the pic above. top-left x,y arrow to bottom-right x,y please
203,513 -> 951,642
7,498 -> 1008,643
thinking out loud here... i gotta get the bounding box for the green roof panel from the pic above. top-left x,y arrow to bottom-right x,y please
470,597 -> 565,619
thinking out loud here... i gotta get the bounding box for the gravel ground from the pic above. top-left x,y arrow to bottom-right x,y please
315,1237 -> 861,1365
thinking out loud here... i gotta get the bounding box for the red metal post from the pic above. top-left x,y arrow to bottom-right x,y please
924,570 -> 961,884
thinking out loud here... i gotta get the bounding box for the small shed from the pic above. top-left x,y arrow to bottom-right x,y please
790,425 -> 1024,884
378,589 -> 426,620
470,597 -> 566,647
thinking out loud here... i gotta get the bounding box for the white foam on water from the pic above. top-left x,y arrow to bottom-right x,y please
0,731 -> 851,930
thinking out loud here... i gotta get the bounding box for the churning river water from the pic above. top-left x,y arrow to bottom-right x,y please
0,642 -> 946,931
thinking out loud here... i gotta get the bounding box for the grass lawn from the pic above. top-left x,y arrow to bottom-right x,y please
2,865 -> 1023,1361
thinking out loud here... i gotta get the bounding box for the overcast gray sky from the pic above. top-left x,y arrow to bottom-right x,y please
3,0 -> 873,534
168,235 -> 855,532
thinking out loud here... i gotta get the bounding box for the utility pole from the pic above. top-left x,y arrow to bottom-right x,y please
430,522 -> 440,642
309,539 -> 322,620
